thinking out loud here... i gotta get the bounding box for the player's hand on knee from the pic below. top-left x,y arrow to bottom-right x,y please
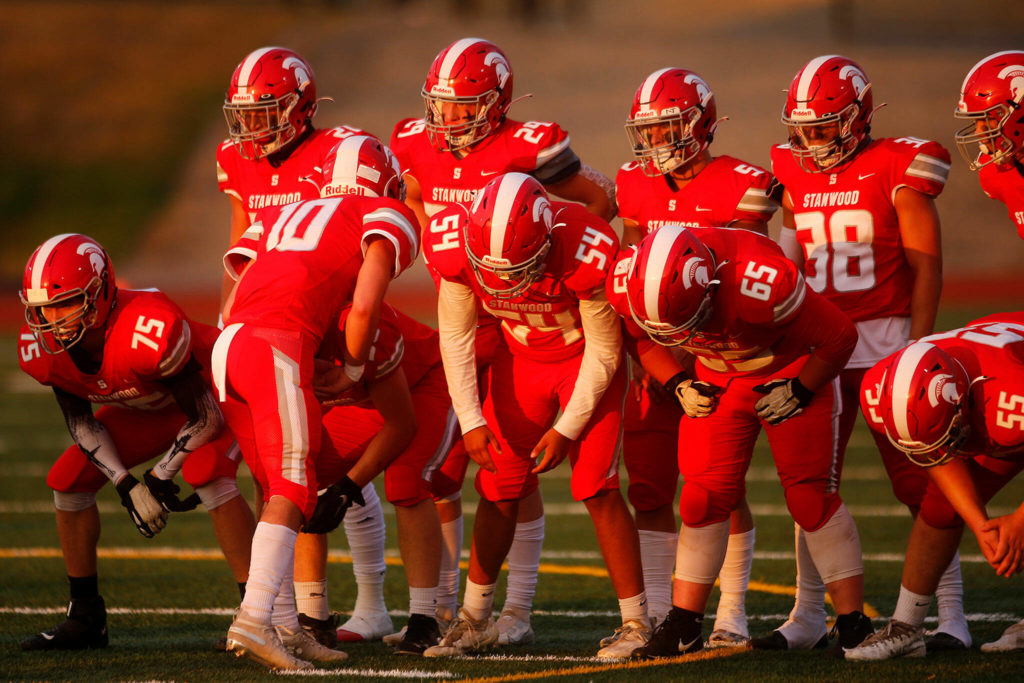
531,428 -> 571,474
753,377 -> 812,425
675,379 -> 721,418
143,469 -> 201,512
463,426 -> 500,473
115,473 -> 168,538
303,475 -> 364,534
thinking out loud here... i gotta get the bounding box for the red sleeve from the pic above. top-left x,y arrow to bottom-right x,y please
360,197 -> 421,277
888,138 -> 951,198
17,326 -> 53,386
422,205 -> 473,284
389,118 -> 426,177
780,289 -> 857,369
504,120 -> 577,182
559,206 -> 618,299
614,163 -> 642,225
216,140 -> 241,200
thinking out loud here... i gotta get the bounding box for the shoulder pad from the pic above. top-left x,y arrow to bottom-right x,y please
114,292 -> 194,380
361,197 -> 421,277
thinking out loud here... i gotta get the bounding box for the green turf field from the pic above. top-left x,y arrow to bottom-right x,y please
2,310 -> 1023,681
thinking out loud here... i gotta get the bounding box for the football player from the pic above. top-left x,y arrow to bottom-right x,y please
954,50 -> 1024,239
763,54 -> 959,652
847,317 -> 1024,660
423,173 -> 649,659
615,67 -> 781,644
18,234 -> 256,651
218,46 -> 392,643
389,36 -> 617,645
214,160 -> 420,670
605,225 -> 871,659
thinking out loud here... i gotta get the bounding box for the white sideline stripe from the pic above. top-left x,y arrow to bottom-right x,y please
257,668 -> 456,679
0,546 -> 997,565
4,606 -> 1017,624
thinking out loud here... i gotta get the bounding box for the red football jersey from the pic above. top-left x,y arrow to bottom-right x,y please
861,317 -> 1024,459
18,289 -> 217,411
615,155 -> 779,236
390,117 -> 576,216
425,202 -> 617,362
771,137 -> 950,322
216,126 -> 369,223
978,158 -> 1024,239
319,304 -> 442,408
608,227 -> 854,376
225,196 -> 420,342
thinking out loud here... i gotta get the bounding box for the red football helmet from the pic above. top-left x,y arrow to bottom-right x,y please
782,55 -> 875,172
465,173 -> 553,299
955,50 -> 1024,170
223,46 -> 318,160
625,225 -> 718,346
877,342 -> 971,467
319,135 -> 405,201
625,68 -> 719,177
422,37 -> 513,152
20,233 -> 117,354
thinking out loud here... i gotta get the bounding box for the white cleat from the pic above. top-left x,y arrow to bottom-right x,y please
596,619 -> 651,660
706,629 -> 750,648
496,607 -> 535,646
981,619 -> 1024,653
423,609 -> 498,657
382,626 -> 407,647
845,619 -> 925,661
277,624 -> 348,663
336,610 -> 393,643
225,613 -> 312,671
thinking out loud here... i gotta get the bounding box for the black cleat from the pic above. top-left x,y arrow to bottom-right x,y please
22,596 -> 108,651
394,613 -> 442,655
828,610 -> 874,658
298,612 -> 340,648
925,631 -> 969,652
750,629 -> 829,650
633,607 -> 703,659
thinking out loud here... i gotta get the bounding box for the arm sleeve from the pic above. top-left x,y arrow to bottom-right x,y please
55,388 -> 129,484
437,278 -> 486,434
554,291 -> 622,439
149,359 -> 225,480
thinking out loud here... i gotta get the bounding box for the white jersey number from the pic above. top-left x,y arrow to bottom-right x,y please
796,209 -> 876,293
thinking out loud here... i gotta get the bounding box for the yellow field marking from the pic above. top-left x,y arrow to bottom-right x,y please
0,547 -> 877,617
461,646 -> 746,683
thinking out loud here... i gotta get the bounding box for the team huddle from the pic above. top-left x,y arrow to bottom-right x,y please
15,39 -> 1024,670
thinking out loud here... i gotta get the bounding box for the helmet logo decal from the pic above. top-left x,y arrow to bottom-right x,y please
282,56 -> 311,91
682,256 -> 710,290
996,63 -> 1024,102
683,72 -> 712,108
485,51 -> 510,89
77,243 -> 106,278
531,195 -> 552,231
838,64 -> 868,98
927,373 -> 962,408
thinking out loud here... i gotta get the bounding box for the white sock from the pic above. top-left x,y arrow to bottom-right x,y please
788,524 -> 827,626
241,521 -> 297,624
504,515 -> 544,613
618,592 -> 649,626
935,551 -> 970,643
638,529 -> 676,625
716,529 -> 754,637
462,579 -> 496,622
270,561 -> 300,630
344,482 -> 387,614
409,585 -> 439,618
673,519 -> 730,584
892,585 -> 932,628
438,516 -> 463,619
295,579 -> 329,620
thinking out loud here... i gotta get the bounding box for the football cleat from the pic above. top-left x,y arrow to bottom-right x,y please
633,608 -> 703,659
277,623 -> 348,663
845,619 -> 924,661
394,613 -> 443,655
925,630 -> 970,652
981,619 -> 1024,653
298,612 -> 339,648
750,613 -> 828,650
21,596 -> 108,651
336,610 -> 393,642
706,629 -> 750,648
423,609 -> 498,657
226,613 -> 313,671
828,610 -> 874,658
596,619 -> 652,660
384,612 -> 450,647
496,606 -> 535,646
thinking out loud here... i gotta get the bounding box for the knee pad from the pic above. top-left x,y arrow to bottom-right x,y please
801,503 -> 863,583
673,519 -> 730,584
385,466 -> 432,508
196,476 -> 241,510
181,441 -> 240,488
53,490 -> 97,512
785,482 -> 840,532
920,491 -> 964,530
678,480 -> 733,527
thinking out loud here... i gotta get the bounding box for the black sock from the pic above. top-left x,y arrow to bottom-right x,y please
68,574 -> 99,601
237,582 -> 247,600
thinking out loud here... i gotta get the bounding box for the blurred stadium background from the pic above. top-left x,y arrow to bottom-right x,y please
4,0 -> 1023,327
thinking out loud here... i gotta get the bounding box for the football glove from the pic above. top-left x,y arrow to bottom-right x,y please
115,474 -> 168,538
674,379 -> 722,418
302,476 -> 365,535
143,469 -> 201,513
753,377 -> 814,425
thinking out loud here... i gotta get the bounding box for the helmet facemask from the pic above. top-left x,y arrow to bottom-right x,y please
466,231 -> 551,300
888,407 -> 970,468
628,279 -> 717,347
784,101 -> 863,173
21,284 -> 103,354
223,91 -> 303,160
626,107 -> 705,177
422,89 -> 500,152
954,103 -> 1020,170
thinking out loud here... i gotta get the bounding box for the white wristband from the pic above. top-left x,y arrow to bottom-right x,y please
343,362 -> 365,382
